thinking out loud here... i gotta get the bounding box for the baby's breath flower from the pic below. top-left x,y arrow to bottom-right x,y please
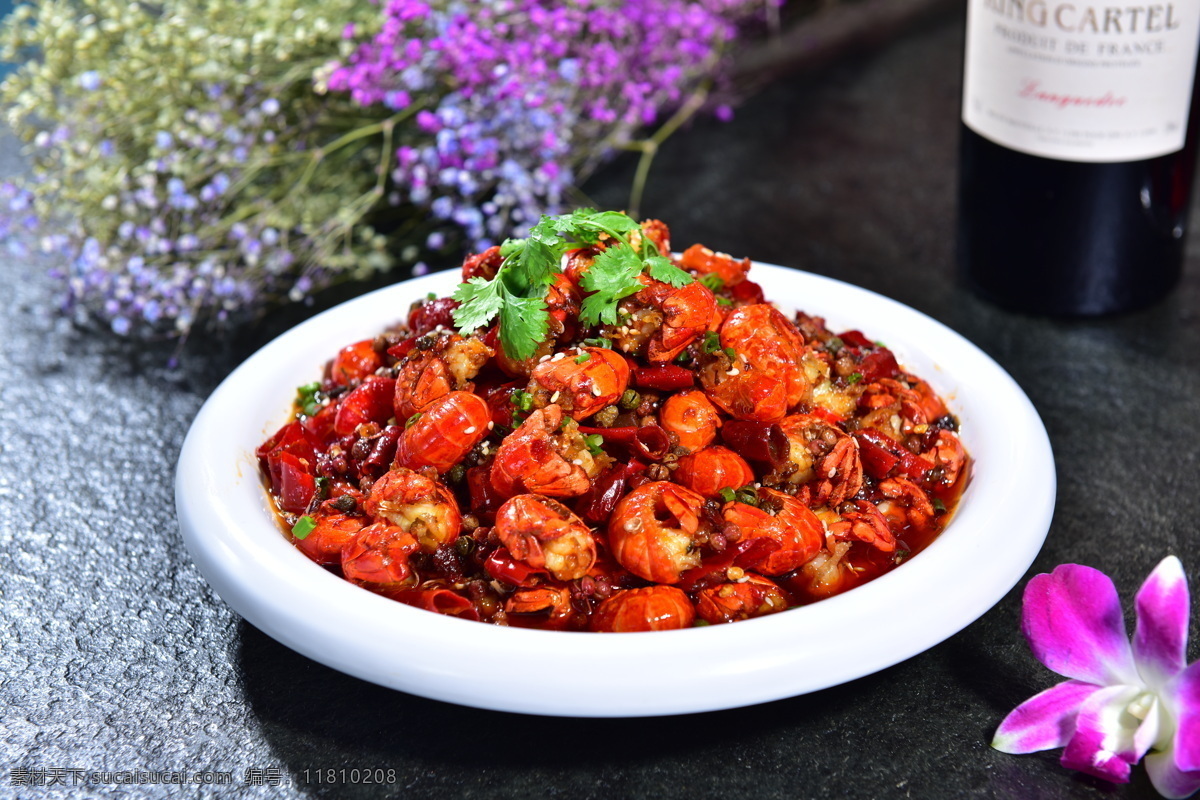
0,0 -> 778,343
1,0 -> 396,338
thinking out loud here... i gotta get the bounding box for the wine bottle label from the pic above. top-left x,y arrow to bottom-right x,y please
963,0 -> 1200,161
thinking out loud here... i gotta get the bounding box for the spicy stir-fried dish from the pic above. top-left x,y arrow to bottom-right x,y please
257,210 -> 970,632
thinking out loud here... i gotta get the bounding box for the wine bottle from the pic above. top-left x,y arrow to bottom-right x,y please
957,0 -> 1200,315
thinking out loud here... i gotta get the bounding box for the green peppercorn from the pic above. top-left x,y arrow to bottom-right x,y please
735,487 -> 759,507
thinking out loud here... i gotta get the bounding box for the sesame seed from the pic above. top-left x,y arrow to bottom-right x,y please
464,426 -> 476,435
591,386 -> 603,396
727,368 -> 740,376
551,391 -> 561,403
487,421 -> 494,430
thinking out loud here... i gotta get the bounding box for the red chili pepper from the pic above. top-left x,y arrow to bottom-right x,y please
678,536 -> 779,591
386,337 -> 417,360
677,548 -> 739,592
259,422 -> 317,478
483,548 -> 548,588
729,279 -> 764,304
390,587 -> 480,621
734,536 -> 783,570
858,349 -> 899,383
484,381 -> 523,430
578,424 -> 671,461
407,296 -> 460,337
272,451 -> 316,513
361,424 -> 403,471
632,364 -> 695,391
855,431 -> 900,479
333,376 -> 397,436
329,339 -> 384,386
720,420 -> 789,467
300,402 -> 339,446
466,465 -> 505,515
838,329 -> 874,349
575,460 -> 647,524
257,420 -> 312,460
853,429 -> 931,481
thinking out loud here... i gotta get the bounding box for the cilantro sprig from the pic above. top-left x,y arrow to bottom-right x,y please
451,209 -> 693,360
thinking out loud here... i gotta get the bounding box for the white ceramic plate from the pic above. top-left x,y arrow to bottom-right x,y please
176,263 -> 1054,717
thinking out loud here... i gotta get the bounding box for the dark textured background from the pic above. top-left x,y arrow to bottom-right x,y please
3,8 -> 1199,799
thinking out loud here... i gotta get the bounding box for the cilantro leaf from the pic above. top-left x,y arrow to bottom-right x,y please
646,255 -> 693,288
452,209 -> 682,358
498,290 -> 549,361
548,209 -> 603,246
499,237 -> 524,259
451,276 -> 505,333
579,245 -> 644,326
587,211 -> 642,235
511,237 -> 558,289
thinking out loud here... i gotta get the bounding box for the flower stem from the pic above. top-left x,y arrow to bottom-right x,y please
625,84 -> 710,220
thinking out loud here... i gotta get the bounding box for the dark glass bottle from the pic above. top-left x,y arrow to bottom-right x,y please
956,0 -> 1200,316
957,121 -> 1198,316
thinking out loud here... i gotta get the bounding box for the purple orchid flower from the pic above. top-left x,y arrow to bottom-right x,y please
993,556 -> 1200,796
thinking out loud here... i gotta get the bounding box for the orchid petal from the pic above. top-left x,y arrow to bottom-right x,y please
992,679 -> 1102,754
1167,659 -> 1200,772
1134,556 -> 1189,690
1022,564 -> 1138,686
1060,684 -> 1143,783
1145,752 -> 1200,800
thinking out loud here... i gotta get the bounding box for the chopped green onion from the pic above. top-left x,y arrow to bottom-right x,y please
932,497 -> 947,513
826,336 -> 844,354
427,292 -> 438,300
292,515 -> 317,540
699,273 -> 724,291
848,372 -> 863,384
405,412 -> 422,429
295,381 -> 322,416
582,337 -> 612,349
510,390 -> 534,412
574,351 -> 591,364
723,347 -> 737,361
718,487 -> 737,504
703,331 -> 721,354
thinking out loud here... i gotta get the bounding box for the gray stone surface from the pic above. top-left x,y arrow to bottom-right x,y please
2,8 -> 1198,799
